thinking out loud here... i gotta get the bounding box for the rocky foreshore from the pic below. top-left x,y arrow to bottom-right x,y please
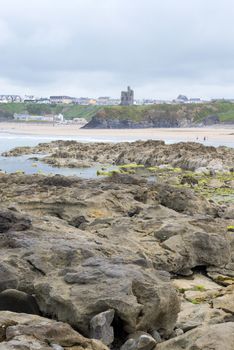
0,141 -> 233,349
3,140 -> 234,172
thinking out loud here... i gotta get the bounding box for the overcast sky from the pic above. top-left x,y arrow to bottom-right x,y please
1,0 -> 234,99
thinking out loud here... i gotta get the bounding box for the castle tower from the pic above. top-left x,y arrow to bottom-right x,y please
120,86 -> 134,105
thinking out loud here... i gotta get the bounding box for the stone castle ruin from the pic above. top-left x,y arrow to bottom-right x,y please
120,86 -> 134,105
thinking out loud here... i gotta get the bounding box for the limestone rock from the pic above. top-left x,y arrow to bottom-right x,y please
4,140 -> 234,172
0,264 -> 18,292
213,286 -> 234,314
37,257 -> 180,337
0,209 -> 31,233
121,332 -> 156,350
90,309 -> 115,345
0,171 -> 232,345
157,322 -> 234,350
0,311 -> 108,350
176,302 -> 232,331
172,274 -> 222,292
156,184 -> 217,215
160,230 -> 230,274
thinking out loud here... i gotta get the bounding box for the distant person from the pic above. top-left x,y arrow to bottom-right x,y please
204,136 -> 206,141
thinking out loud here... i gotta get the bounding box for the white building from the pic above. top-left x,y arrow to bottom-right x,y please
14,113 -> 64,123
72,117 -> 87,125
0,95 -> 22,103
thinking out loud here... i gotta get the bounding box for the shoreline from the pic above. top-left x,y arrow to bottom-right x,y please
0,122 -> 233,147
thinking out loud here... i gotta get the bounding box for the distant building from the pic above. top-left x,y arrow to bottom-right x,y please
175,95 -> 189,103
0,95 -> 22,103
97,96 -> 110,105
50,96 -> 74,104
14,113 -> 64,123
54,113 -> 64,122
120,86 -> 134,106
24,95 -> 36,103
72,118 -> 88,125
36,98 -> 51,104
74,97 -> 91,105
173,95 -> 204,104
108,98 -> 121,105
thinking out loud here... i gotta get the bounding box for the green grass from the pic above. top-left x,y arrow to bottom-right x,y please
219,110 -> 234,122
1,101 -> 234,123
0,103 -> 26,114
92,102 -> 234,123
0,103 -> 101,121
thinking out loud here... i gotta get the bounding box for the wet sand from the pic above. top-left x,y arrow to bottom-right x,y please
0,122 -> 233,146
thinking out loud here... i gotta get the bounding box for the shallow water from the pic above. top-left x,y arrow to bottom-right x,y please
0,132 -> 233,177
0,154 -> 104,178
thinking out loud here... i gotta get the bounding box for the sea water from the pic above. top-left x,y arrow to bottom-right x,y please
0,132 -> 233,177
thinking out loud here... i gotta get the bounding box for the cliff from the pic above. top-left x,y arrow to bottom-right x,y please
1,101 -> 234,127
83,102 -> 234,128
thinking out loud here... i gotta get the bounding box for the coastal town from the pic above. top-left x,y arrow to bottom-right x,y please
1,86 -> 233,125
0,87 -> 227,107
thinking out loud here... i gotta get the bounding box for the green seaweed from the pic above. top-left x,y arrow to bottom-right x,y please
193,285 -> 206,292
227,225 -> 234,232
119,163 -> 144,169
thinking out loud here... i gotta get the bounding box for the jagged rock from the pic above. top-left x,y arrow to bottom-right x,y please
213,285 -> 234,314
154,223 -> 186,242
3,140 -> 234,172
37,257 -> 180,337
0,209 -> 31,233
0,264 -> 18,292
156,184 -> 217,215
108,173 -> 147,186
0,171 -> 232,346
157,322 -> 234,350
222,204 -> 234,219
176,302 -> 232,331
121,332 -> 156,350
90,309 -> 115,345
0,311 -> 108,350
172,273 -> 222,292
160,230 -> 230,274
207,267 -> 234,286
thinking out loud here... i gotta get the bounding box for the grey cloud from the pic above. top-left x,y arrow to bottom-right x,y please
0,0 -> 234,98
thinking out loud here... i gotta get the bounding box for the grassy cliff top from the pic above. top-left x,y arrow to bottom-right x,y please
0,101 -> 234,123
94,102 -> 234,123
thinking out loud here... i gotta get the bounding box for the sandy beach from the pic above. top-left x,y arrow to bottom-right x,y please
0,122 -> 233,146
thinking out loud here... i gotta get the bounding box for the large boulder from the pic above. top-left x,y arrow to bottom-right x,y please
156,230 -> 231,274
35,257 -> 180,338
156,185 -> 217,216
